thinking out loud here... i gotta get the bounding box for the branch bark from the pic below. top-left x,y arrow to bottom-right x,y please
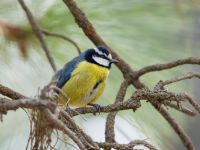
105,80 -> 130,147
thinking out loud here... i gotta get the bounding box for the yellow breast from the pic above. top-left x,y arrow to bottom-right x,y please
58,61 -> 109,107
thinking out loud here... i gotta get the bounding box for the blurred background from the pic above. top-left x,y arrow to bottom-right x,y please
0,0 -> 200,149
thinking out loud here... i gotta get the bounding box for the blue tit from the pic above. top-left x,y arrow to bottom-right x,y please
52,46 -> 117,108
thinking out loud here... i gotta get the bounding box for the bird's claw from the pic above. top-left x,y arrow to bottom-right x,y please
88,103 -> 101,115
65,107 -> 75,116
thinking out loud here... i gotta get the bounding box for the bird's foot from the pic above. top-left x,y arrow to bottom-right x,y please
88,103 -> 101,115
65,107 -> 75,116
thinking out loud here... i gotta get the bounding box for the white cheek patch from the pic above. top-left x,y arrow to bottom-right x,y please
92,56 -> 110,67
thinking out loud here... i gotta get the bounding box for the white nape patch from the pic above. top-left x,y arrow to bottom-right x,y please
92,55 -> 110,67
108,54 -> 112,59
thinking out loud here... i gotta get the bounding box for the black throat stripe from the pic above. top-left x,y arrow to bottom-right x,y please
93,80 -> 103,90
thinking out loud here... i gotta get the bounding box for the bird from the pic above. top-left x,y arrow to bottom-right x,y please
52,46 -> 117,110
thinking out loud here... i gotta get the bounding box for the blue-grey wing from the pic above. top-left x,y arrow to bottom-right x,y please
52,53 -> 86,88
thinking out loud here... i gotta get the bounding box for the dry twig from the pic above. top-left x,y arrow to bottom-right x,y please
18,0 -> 57,72
135,58 -> 200,78
165,102 -> 196,116
42,29 -> 81,55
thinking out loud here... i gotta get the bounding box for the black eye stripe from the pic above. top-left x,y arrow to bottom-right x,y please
92,48 -> 111,61
95,52 -> 108,57
99,54 -> 108,59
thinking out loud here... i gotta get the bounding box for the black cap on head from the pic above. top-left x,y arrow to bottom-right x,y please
96,46 -> 109,55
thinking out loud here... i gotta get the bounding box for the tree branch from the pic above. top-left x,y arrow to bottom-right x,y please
165,102 -> 196,116
135,58 -> 200,78
105,80 -> 130,147
0,98 -> 56,113
157,106 -> 194,150
159,72 -> 200,87
0,84 -> 25,99
62,0 -> 135,78
68,99 -> 140,117
18,0 -> 57,72
97,140 -> 158,150
42,29 -> 81,55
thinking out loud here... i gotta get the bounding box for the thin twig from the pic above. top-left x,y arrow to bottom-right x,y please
135,58 -> 200,78
155,72 -> 200,114
184,94 -> 200,113
42,29 -> 81,54
165,102 -> 196,116
158,72 -> 200,88
134,88 -> 196,150
18,0 -> 57,72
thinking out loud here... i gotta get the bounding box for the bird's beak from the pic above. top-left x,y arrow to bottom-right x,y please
110,59 -> 118,64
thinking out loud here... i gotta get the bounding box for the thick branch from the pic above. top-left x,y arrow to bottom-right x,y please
105,80 -> 130,146
63,0 -> 135,78
97,140 -> 157,150
157,106 -> 194,150
68,99 -> 141,117
0,84 -> 25,99
0,98 -> 56,113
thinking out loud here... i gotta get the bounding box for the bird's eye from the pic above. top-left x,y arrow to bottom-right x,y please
93,52 -> 109,60
100,55 -> 108,59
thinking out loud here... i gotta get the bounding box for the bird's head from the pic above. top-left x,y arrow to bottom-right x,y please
85,46 -> 118,69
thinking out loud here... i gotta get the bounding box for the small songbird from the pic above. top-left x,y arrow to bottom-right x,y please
52,46 -> 117,109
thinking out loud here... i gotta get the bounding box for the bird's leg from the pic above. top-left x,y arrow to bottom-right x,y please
88,103 -> 101,114
65,106 -> 75,116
